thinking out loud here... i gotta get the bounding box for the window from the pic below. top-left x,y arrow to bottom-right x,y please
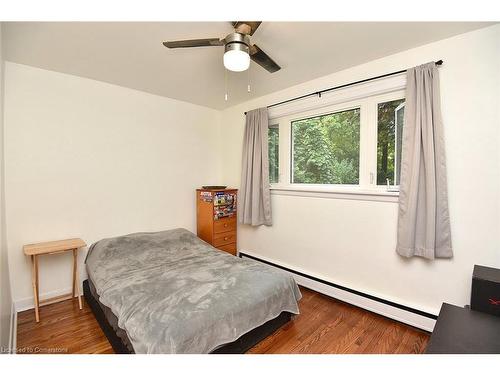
291,108 -> 360,184
377,99 -> 405,186
268,124 -> 279,183
266,78 -> 406,198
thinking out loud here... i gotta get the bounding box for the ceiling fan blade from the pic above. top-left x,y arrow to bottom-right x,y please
163,38 -> 224,49
249,44 -> 281,73
230,21 -> 262,36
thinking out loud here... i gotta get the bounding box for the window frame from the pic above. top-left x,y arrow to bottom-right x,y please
374,94 -> 406,188
393,101 -> 406,187
269,89 -> 405,200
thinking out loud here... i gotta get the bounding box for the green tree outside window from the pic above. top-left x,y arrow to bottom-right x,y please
291,108 -> 360,184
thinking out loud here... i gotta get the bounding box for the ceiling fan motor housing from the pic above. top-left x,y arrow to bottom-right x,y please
224,32 -> 250,55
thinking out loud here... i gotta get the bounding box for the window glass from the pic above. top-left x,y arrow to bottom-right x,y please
377,99 -> 405,185
291,108 -> 360,184
268,125 -> 279,183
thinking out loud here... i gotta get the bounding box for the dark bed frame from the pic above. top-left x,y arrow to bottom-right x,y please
83,279 -> 291,354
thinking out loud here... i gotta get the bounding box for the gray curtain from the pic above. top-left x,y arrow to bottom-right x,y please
239,107 -> 272,226
396,62 -> 453,259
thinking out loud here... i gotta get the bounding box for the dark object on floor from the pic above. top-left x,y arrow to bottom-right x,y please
202,185 -> 227,190
83,279 -> 291,354
426,303 -> 500,353
471,264 -> 500,316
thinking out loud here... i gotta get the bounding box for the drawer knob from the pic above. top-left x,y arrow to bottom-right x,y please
224,224 -> 228,227
224,237 -> 228,241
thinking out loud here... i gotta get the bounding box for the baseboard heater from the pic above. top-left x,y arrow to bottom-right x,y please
239,252 -> 437,332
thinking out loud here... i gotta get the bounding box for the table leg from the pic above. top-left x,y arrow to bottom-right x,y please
31,255 -> 40,322
72,249 -> 77,298
73,249 -> 82,310
35,255 -> 39,302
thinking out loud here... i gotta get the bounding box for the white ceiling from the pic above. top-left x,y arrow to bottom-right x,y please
3,22 -> 494,109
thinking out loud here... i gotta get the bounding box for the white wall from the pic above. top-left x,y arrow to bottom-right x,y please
220,25 -> 500,314
3,63 -> 222,306
0,23 -> 14,351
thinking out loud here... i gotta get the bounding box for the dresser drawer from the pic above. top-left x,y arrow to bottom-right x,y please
213,217 -> 236,234
216,243 -> 236,256
213,231 -> 236,247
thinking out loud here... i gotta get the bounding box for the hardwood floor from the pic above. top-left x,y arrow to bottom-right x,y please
17,296 -> 113,354
17,286 -> 429,354
249,288 -> 429,354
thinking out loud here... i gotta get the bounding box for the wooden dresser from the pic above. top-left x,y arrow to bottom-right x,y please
196,188 -> 237,255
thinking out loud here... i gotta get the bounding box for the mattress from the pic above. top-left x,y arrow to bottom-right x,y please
85,228 -> 301,353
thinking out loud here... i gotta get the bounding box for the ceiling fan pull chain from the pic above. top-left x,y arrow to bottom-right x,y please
224,68 -> 229,101
247,66 -> 251,93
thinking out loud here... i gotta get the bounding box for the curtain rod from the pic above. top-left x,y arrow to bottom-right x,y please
244,60 -> 443,115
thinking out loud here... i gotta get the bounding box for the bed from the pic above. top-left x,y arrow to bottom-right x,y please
84,228 -> 301,354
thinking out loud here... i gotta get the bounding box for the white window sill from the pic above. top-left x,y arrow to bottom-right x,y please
269,185 -> 399,202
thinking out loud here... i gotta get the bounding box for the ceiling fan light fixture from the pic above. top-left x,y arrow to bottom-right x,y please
223,42 -> 250,72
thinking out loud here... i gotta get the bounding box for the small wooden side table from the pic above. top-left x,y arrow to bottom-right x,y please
23,238 -> 87,322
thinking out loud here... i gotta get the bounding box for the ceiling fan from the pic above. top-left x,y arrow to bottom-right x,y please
163,21 -> 281,73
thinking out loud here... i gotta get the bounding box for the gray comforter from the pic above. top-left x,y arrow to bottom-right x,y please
85,228 -> 301,353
